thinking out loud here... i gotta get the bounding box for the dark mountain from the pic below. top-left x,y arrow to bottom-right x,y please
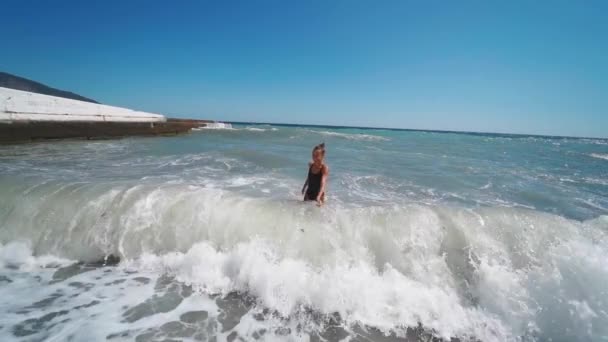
0,71 -> 98,103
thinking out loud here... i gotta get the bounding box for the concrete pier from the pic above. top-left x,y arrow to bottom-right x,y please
0,87 -> 213,143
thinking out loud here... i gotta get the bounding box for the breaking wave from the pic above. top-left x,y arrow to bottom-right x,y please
589,153 -> 608,161
307,130 -> 390,142
1,180 -> 607,341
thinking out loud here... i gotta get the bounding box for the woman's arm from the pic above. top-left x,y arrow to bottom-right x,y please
316,165 -> 330,204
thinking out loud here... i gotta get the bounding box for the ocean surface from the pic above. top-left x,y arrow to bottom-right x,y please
0,124 -> 607,342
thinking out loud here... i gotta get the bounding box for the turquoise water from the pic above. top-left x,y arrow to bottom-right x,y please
0,124 -> 607,341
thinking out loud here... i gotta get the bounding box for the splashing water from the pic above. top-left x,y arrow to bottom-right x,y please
0,125 -> 607,341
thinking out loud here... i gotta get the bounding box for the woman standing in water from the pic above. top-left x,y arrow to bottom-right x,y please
301,143 -> 329,206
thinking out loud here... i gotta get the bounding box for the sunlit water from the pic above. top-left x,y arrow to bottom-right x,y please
0,124 -> 607,341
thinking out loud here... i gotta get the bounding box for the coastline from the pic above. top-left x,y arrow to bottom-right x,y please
0,87 -> 221,143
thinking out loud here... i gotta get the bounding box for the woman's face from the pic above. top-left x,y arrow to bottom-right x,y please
312,149 -> 324,164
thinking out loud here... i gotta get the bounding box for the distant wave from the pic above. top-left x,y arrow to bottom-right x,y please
308,130 -> 389,141
580,139 -> 608,146
193,126 -> 278,132
244,127 -> 278,132
192,127 -> 235,131
583,177 -> 608,186
192,122 -> 234,130
590,153 -> 608,161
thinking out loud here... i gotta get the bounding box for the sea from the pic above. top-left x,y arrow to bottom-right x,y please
0,123 -> 607,342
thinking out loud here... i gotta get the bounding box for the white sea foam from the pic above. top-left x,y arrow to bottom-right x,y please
577,198 -> 608,212
480,182 -> 493,189
1,182 -> 607,341
194,125 -> 277,132
307,130 -> 390,141
583,177 -> 608,186
192,122 -> 235,130
589,153 -> 608,161
0,241 -> 70,271
0,241 -> 224,341
579,138 -> 608,146
244,126 -> 280,132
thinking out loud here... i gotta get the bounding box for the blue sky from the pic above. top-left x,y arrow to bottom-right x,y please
2,0 -> 607,137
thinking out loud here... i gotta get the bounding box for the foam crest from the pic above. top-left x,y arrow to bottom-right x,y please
0,242 -> 70,271
1,179 -> 608,341
243,126 -> 278,132
590,153 -> 608,161
130,239 -> 508,340
306,129 -> 390,141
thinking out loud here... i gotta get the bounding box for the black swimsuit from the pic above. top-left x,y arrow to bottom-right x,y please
305,165 -> 323,200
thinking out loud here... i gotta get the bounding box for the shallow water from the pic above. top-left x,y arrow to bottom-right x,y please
0,124 -> 607,341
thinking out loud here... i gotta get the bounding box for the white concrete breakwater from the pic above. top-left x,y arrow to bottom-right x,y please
0,87 -> 165,123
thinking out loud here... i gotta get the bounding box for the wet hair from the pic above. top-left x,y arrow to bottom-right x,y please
312,143 -> 326,156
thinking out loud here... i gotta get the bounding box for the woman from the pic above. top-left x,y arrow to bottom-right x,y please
301,143 -> 329,206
